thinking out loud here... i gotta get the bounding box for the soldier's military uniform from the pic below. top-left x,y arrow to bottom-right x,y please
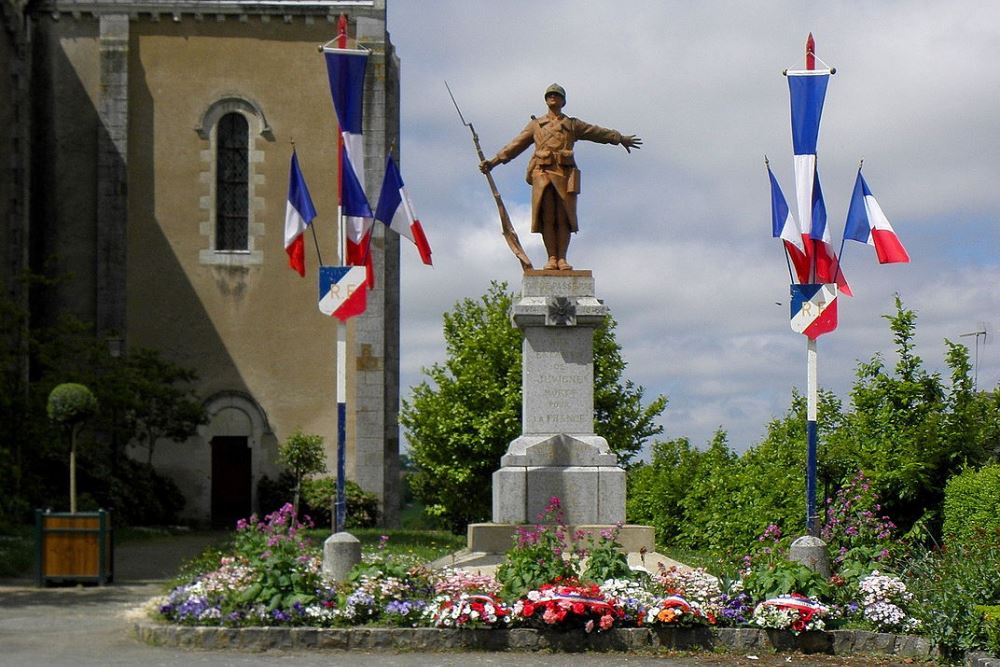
493,105 -> 625,234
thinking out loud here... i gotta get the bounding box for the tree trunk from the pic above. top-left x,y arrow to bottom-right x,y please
70,424 -> 79,513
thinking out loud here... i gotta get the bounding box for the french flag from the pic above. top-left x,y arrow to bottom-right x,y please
844,170 -> 910,264
768,163 -> 809,283
375,156 -> 432,265
284,150 -> 316,277
324,47 -> 374,268
788,70 -> 852,296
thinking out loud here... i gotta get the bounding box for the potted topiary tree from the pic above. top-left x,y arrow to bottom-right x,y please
47,382 -> 98,513
36,383 -> 113,585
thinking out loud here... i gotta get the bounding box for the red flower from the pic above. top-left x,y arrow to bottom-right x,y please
791,617 -> 806,632
522,602 -> 536,617
571,602 -> 585,616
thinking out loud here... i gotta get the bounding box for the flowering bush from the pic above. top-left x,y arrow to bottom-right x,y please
230,504 -> 325,612
821,471 -> 899,570
155,496 -> 937,649
580,525 -> 634,583
434,568 -> 501,596
336,535 -> 436,625
496,497 -> 582,599
654,565 -> 721,610
715,591 -> 753,625
599,578 -> 658,624
857,571 -> 920,633
514,580 -> 622,632
159,504 -> 336,626
750,594 -> 828,634
425,592 -> 510,628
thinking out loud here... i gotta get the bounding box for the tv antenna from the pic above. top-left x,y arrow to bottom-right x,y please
959,321 -> 992,391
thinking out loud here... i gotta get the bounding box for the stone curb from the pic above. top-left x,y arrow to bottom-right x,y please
134,621 -> 944,658
967,650 -> 1000,667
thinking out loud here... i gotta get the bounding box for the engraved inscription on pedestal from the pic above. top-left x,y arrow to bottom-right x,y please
492,272 -> 626,525
522,327 -> 593,435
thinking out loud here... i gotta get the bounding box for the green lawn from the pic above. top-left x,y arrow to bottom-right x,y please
304,527 -> 465,564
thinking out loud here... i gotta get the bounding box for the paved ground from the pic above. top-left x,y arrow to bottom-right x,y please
0,533 -> 929,666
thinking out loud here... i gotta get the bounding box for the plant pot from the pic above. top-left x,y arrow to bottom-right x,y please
35,509 -> 113,586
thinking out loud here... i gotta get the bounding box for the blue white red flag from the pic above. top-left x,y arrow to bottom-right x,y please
318,265 -> 367,322
284,150 -> 317,277
787,70 -> 852,296
790,283 -> 838,340
768,163 -> 809,283
375,156 -> 432,265
324,48 -> 374,267
844,170 -> 910,264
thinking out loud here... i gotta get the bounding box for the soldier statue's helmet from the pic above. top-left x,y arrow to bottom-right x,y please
544,83 -> 566,100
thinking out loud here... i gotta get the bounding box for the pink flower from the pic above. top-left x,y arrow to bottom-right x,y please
599,614 -> 614,630
542,606 -> 560,625
585,619 -> 595,633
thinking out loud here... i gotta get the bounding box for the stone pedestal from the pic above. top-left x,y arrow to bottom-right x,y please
492,271 -> 625,525
431,271 -> 684,576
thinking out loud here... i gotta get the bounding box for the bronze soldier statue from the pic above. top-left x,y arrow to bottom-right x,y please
480,84 -> 641,270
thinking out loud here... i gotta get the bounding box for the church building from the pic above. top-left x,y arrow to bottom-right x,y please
1,0 -> 401,526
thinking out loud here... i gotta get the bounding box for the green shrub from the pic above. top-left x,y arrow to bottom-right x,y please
978,605 -> 1000,656
580,527 -> 633,584
301,476 -> 379,529
905,529 -> 1000,659
943,464 -> 1000,547
258,473 -> 379,529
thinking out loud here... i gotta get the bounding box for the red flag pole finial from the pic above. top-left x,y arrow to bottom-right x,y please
337,13 -> 348,48
805,33 -> 815,70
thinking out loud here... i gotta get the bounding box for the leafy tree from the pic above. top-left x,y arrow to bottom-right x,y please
402,281 -> 667,532
117,349 -> 207,466
827,296 -> 996,537
402,283 -> 522,532
674,430 -> 740,553
277,430 -> 327,516
626,436 -> 703,541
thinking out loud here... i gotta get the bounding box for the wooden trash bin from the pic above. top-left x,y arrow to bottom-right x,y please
35,509 -> 114,586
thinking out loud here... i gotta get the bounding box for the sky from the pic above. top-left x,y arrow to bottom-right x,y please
382,0 -> 1000,454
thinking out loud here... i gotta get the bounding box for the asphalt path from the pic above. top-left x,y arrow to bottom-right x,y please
0,533 -> 925,666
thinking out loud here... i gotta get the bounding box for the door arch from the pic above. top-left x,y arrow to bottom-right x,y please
199,392 -> 270,527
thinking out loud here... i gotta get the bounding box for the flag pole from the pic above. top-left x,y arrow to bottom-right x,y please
334,13 -> 349,534
804,33 -> 819,537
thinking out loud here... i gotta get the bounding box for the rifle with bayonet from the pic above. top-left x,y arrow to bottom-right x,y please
445,81 -> 533,271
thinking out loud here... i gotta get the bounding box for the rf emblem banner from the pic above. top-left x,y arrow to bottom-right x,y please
318,266 -> 367,322
790,283 -> 837,340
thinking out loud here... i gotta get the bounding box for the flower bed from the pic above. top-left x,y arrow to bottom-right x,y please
151,497 -> 995,661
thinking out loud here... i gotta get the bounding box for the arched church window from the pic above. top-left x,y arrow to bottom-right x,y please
215,112 -> 249,251
196,97 -> 272,267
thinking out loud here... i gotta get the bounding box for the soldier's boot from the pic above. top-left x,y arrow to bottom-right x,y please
543,256 -> 559,270
557,258 -> 573,270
